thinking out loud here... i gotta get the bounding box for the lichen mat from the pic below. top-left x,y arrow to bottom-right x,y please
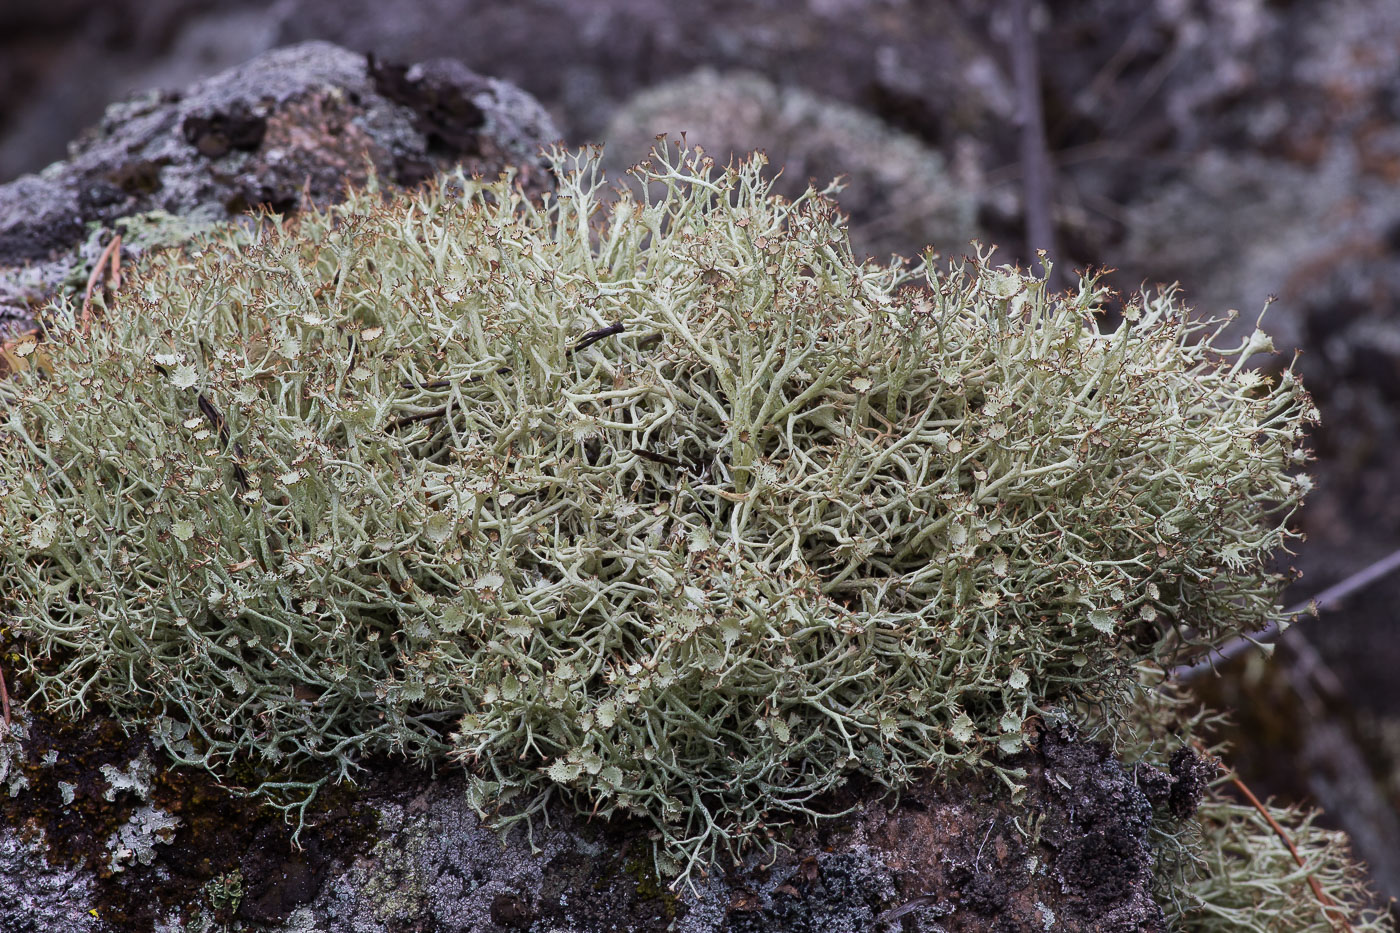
0,144 -> 1315,882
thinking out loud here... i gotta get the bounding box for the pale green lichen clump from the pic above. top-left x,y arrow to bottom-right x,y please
0,146 -> 1314,875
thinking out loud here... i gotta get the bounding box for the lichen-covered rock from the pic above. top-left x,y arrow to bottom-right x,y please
0,40 -> 558,336
0,826 -> 102,932
0,22 -> 1394,931
7,685 -> 1391,930
0,709 -> 1185,932
268,0 -> 1014,147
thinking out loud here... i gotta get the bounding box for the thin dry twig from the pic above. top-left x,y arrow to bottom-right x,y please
0,657 -> 9,734
1,234 -> 123,373
110,236 -> 123,290
1198,745 -> 1354,932
1170,546 -> 1400,684
81,234 -> 123,335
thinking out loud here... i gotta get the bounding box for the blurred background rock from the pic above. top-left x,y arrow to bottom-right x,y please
4,0 -> 1400,915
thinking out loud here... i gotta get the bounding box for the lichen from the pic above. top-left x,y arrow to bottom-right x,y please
100,750 -> 156,802
203,868 -> 243,920
0,144 -> 1316,882
107,803 -> 181,873
1110,685 -> 1394,932
0,714 -> 29,798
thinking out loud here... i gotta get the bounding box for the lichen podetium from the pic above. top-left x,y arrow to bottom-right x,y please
0,144 -> 1316,879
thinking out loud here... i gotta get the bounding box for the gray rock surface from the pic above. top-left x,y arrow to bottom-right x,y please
0,1 -> 1016,185
603,69 -> 981,264
1,694 -> 1183,932
0,829 -> 102,933
0,717 -> 101,932
0,40 -> 558,336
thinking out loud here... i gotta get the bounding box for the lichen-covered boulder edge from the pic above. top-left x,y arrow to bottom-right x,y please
0,40 -> 558,337
0,144 -> 1314,879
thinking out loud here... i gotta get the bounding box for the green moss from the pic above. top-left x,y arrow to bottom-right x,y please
0,145 -> 1316,880
624,856 -> 680,920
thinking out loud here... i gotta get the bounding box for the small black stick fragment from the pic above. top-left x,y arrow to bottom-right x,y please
401,367 -> 512,391
197,392 -> 249,492
198,394 -> 230,448
387,367 -> 512,431
156,360 -> 248,492
399,325 -> 622,393
569,322 -> 625,356
632,449 -> 686,470
389,325 -> 623,431
231,440 -> 249,491
387,407 -> 450,430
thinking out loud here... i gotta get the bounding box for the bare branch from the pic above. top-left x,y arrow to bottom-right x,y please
1007,0 -> 1060,289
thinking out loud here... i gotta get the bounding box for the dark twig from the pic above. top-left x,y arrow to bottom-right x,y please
152,361 -> 249,491
1007,0 -> 1060,290
632,448 -> 686,470
196,393 -> 249,491
387,368 -> 510,431
570,322 -> 625,355
1170,546 -> 1400,685
197,394 -> 232,450
387,399 -> 457,431
399,368 -> 507,391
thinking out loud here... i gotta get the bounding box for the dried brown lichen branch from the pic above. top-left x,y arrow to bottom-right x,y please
81,234 -> 123,335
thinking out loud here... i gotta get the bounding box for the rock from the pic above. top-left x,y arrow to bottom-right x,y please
0,698 -> 1178,931
0,830 -> 102,933
268,0 -> 1015,149
603,69 -> 982,263
0,0 -> 283,183
0,40 -> 558,336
